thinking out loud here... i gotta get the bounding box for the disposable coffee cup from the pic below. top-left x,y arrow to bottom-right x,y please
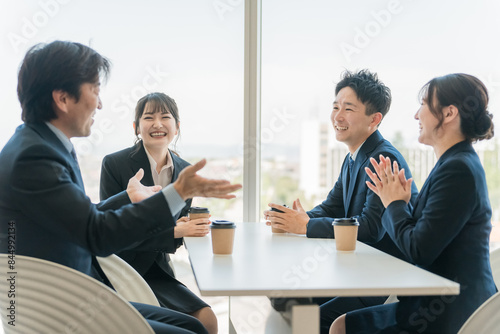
188,207 -> 210,220
210,220 -> 236,255
270,206 -> 287,233
333,218 -> 359,252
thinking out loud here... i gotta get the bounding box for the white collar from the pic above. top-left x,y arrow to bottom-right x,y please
45,121 -> 74,154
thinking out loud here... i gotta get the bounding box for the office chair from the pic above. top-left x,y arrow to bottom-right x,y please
97,254 -> 161,306
0,254 -> 154,334
458,291 -> 500,334
489,247 -> 500,288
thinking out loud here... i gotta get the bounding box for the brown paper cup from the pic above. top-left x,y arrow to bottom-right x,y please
333,218 -> 359,252
188,207 -> 210,220
188,212 -> 210,220
210,220 -> 236,255
270,206 -> 287,233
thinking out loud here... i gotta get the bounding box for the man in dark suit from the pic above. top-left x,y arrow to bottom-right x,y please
0,40 -> 240,334
265,70 -> 418,333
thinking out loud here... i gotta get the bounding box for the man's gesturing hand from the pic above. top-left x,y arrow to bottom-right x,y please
173,159 -> 242,200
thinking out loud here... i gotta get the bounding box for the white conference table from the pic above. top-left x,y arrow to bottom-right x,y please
184,222 -> 459,333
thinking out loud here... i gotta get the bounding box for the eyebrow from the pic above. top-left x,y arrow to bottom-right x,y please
333,101 -> 358,108
144,110 -> 172,115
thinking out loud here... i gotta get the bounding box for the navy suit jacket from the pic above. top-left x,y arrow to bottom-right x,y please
384,141 -> 496,333
100,142 -> 191,275
306,130 -> 419,259
0,123 -> 177,283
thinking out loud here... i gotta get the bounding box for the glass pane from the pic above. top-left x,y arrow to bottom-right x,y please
261,0 -> 500,225
0,0 -> 244,221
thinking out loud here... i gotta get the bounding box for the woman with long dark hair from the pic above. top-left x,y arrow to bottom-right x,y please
100,92 -> 217,334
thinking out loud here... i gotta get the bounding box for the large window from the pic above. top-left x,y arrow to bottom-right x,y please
0,0 -> 244,221
261,0 -> 500,226
1,0 -> 500,226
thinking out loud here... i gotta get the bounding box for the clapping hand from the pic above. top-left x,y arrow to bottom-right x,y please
365,155 -> 413,208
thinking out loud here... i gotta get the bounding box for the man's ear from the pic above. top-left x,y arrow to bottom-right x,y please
370,112 -> 383,128
52,90 -> 71,114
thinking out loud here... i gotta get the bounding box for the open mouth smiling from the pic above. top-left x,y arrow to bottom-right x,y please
150,132 -> 167,137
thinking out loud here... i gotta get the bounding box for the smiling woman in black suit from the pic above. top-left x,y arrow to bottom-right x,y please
330,74 -> 496,334
100,92 -> 217,334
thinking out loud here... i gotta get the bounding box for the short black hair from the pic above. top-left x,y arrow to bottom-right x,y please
335,69 -> 391,117
17,41 -> 111,124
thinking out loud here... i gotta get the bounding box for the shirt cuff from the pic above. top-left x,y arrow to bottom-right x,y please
162,184 -> 185,217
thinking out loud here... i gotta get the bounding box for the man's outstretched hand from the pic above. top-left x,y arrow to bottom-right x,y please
173,159 -> 242,200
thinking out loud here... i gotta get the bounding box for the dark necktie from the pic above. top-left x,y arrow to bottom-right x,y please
346,155 -> 355,187
69,148 -> 85,190
70,148 -> 78,162
70,148 -> 112,287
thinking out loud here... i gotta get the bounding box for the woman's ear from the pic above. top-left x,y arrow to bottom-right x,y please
443,105 -> 459,124
133,122 -> 138,136
175,121 -> 180,136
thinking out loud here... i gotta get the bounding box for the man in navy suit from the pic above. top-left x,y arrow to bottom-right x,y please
265,70 -> 418,333
0,40 -> 240,334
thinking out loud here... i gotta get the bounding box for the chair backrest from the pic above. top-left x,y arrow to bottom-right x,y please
458,291 -> 500,334
383,294 -> 399,304
0,254 -> 154,334
490,247 -> 500,288
97,254 -> 161,307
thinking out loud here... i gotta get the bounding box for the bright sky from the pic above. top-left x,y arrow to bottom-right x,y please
1,0 -> 499,156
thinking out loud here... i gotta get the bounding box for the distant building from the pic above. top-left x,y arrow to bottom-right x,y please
300,120 -> 342,199
299,120 -> 442,202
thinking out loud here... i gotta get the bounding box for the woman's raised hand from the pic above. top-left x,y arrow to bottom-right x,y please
365,155 -> 413,208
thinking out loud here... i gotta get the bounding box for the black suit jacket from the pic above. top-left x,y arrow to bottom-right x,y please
384,141 -> 496,333
306,130 -> 419,259
100,142 -> 191,275
0,123 -> 177,282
